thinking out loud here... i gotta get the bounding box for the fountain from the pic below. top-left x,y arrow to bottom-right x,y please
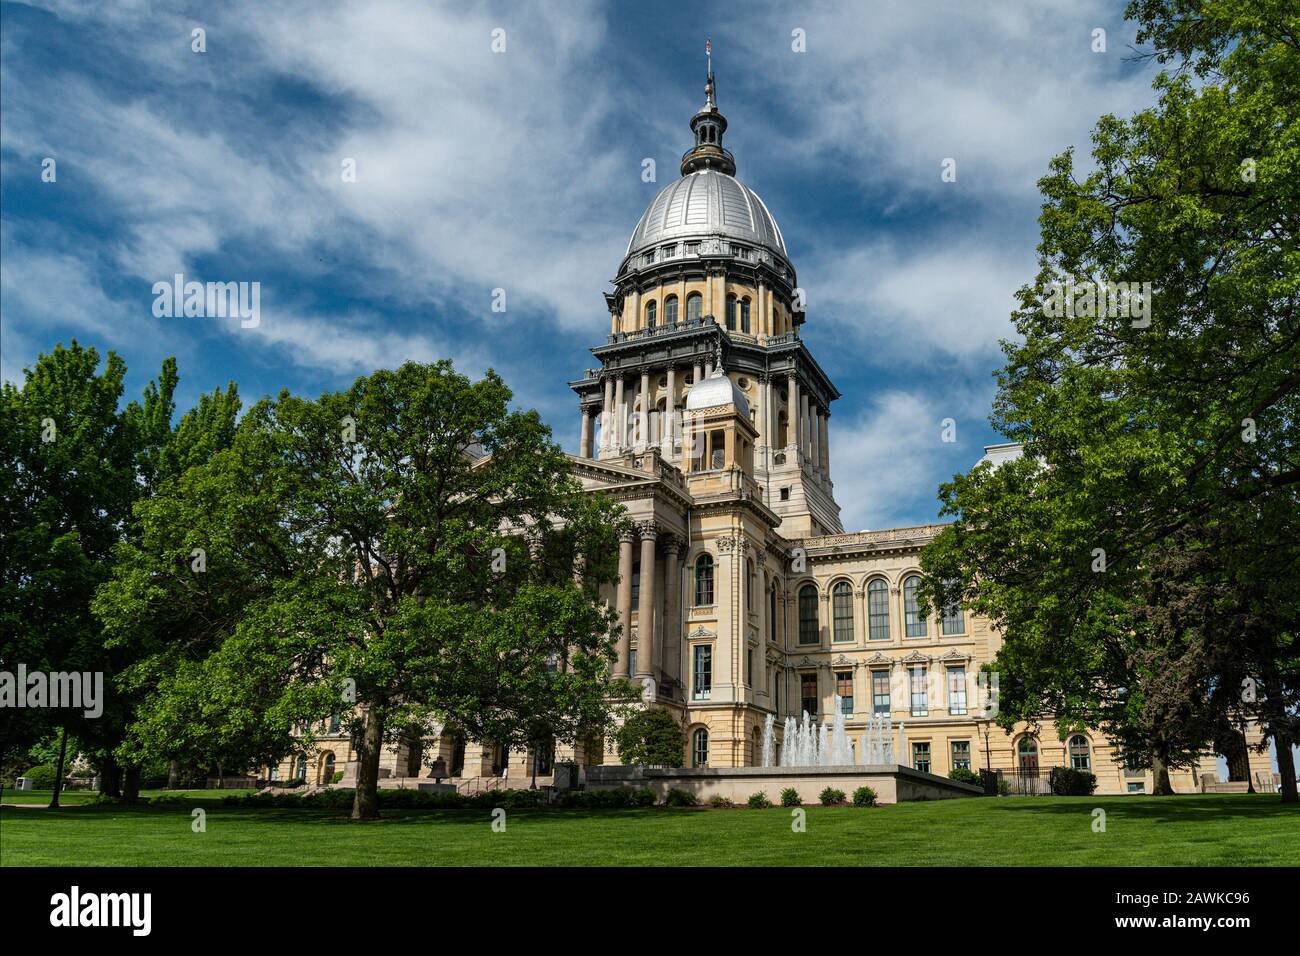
897,721 -> 908,769
780,716 -> 796,766
830,695 -> 852,765
817,720 -> 830,766
761,713 -> 775,768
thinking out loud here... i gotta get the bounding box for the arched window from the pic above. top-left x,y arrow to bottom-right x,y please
664,295 -> 678,325
694,554 -> 714,606
768,587 -> 778,643
686,292 -> 703,322
941,579 -> 965,634
692,728 -> 709,768
751,727 -> 761,766
832,581 -> 854,642
903,574 -> 927,637
1068,735 -> 1091,770
295,756 -> 308,782
322,752 -> 336,783
867,579 -> 890,640
740,297 -> 751,333
1017,736 -> 1039,772
645,300 -> 656,329
725,294 -> 737,330
798,584 -> 819,644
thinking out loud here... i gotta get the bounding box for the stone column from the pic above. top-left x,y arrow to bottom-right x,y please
693,360 -> 703,384
662,535 -> 682,682
613,375 -> 625,450
787,374 -> 799,449
663,366 -> 677,456
636,524 -> 658,681
800,392 -> 810,461
819,411 -> 830,475
579,406 -> 592,458
601,376 -> 614,453
638,370 -> 650,450
806,405 -> 816,473
615,530 -> 635,677
761,375 -> 773,466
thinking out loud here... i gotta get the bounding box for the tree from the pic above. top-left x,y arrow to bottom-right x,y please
97,360 -> 636,819
920,0 -> 1299,799
0,342 -> 177,805
615,708 -> 686,768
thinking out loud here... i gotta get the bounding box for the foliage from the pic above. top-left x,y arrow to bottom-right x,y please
819,787 -> 846,806
746,791 -> 772,809
707,794 -> 732,808
19,765 -> 59,789
615,708 -> 686,767
918,0 -> 1300,798
1049,767 -> 1099,796
852,786 -> 877,807
94,360 -> 635,819
948,768 -> 981,786
663,787 -> 698,807
780,786 -> 800,807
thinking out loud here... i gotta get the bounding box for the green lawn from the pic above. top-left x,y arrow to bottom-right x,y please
1,793 -> 1295,866
0,788 -> 254,806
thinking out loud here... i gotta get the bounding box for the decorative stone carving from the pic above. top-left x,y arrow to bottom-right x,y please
636,520 -> 660,540
902,650 -> 931,664
688,625 -> 716,641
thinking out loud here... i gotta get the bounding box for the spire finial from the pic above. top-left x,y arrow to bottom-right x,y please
681,40 -> 735,177
705,37 -> 714,107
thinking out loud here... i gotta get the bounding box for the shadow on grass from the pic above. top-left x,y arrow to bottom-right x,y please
972,793 -> 1300,824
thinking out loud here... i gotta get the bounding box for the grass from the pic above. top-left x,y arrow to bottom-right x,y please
0,788 -> 254,806
1,792 -> 1295,867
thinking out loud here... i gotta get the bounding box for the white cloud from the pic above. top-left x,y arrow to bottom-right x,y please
830,385 -> 995,531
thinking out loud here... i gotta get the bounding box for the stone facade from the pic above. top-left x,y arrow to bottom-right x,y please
265,61 -> 1272,798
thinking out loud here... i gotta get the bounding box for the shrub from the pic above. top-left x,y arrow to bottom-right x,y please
1049,767 -> 1098,796
948,768 -> 981,786
330,771 -> 345,784
747,791 -> 772,809
819,787 -> 846,806
554,786 -> 655,809
708,794 -> 733,808
852,786 -> 877,807
615,709 -> 686,767
780,787 -> 800,807
664,788 -> 698,807
997,778 -> 1011,796
20,765 -> 58,789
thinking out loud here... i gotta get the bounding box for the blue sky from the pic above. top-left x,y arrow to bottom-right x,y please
2,0 -> 1158,532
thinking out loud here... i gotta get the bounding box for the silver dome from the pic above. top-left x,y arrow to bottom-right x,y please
685,368 -> 750,416
624,170 -> 787,262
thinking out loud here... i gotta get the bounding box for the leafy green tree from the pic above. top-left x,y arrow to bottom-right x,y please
921,0 -> 1298,799
97,360 -> 635,819
0,342 -> 178,805
615,707 -> 685,767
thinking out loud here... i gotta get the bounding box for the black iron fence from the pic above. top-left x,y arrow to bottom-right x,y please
995,768 -> 1054,796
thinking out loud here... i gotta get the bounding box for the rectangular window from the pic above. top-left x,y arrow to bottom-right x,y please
746,648 -> 754,687
629,650 -> 637,679
947,667 -> 967,715
631,562 -> 640,604
912,742 -> 931,774
941,590 -> 965,634
800,673 -> 818,716
872,670 -> 890,715
951,740 -> 971,771
1127,782 -> 1146,793
836,671 -> 853,713
692,645 -> 712,700
910,666 -> 929,716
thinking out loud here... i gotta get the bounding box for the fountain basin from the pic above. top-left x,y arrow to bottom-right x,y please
584,764 -> 982,805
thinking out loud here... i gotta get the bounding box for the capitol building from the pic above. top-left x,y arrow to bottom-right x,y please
274,64 -> 1259,798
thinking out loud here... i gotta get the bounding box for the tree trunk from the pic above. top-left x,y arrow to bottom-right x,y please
99,757 -> 121,798
122,765 -> 141,804
167,759 -> 180,790
48,725 -> 69,809
351,708 -> 384,821
1151,753 -> 1175,795
1276,732 -> 1297,804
